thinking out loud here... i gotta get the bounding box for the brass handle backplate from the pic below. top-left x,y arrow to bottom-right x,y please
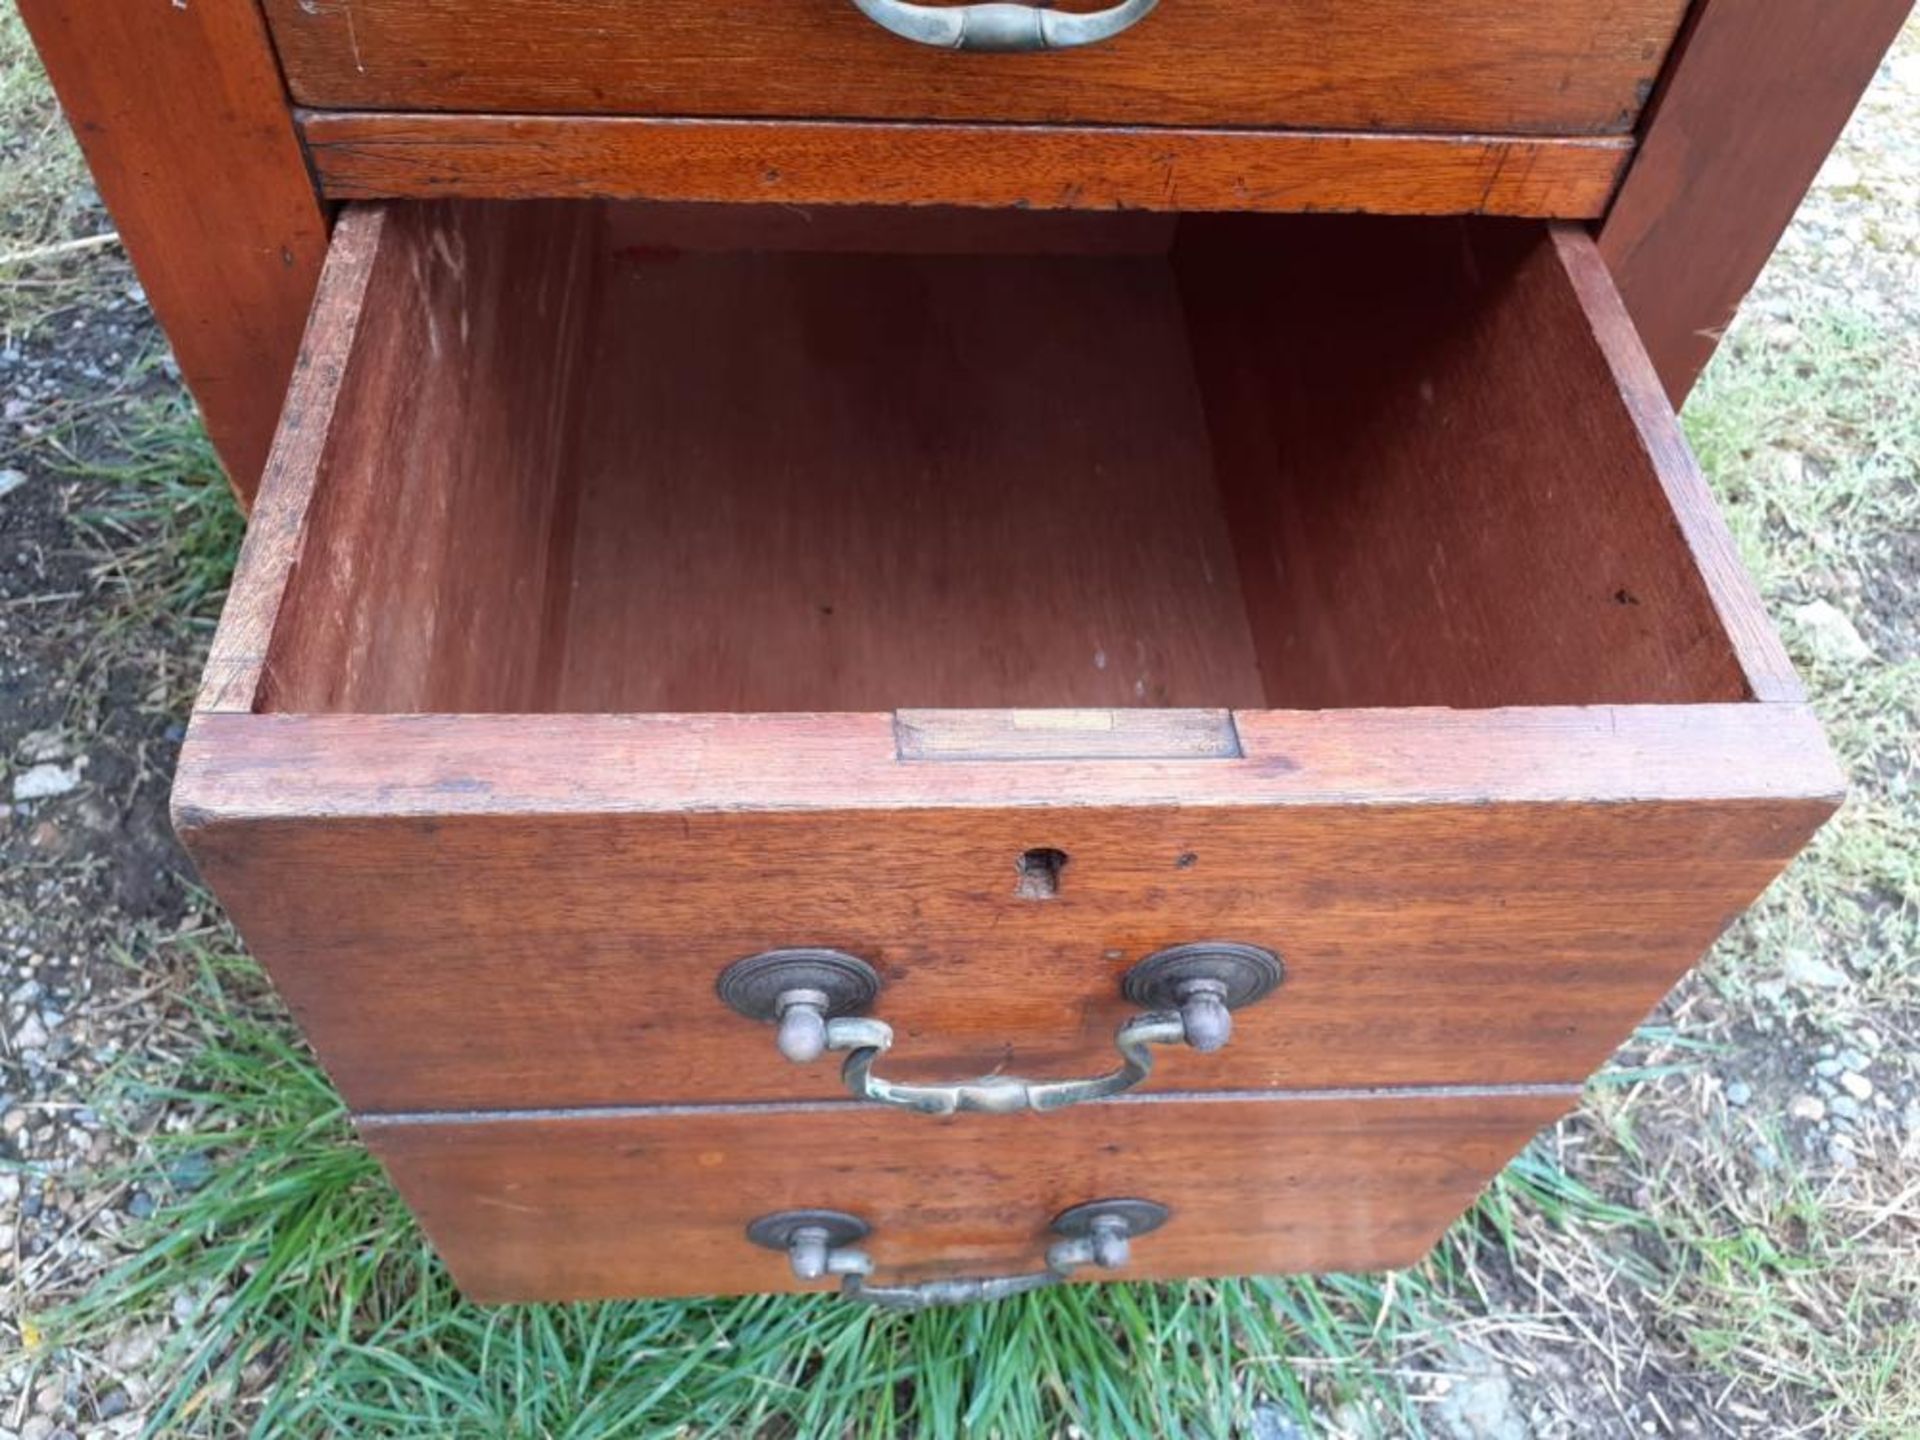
848,0 -> 1159,51
747,1198 -> 1170,1310
717,942 -> 1283,1116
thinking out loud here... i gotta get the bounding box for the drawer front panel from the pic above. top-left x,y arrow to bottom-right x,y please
262,0 -> 1686,134
361,1088 -> 1576,1301
179,722 -> 1832,1114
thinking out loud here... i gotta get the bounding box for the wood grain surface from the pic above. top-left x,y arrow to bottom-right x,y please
263,0 -> 1684,134
174,201 -> 1841,1115
297,113 -> 1635,219
1599,0 -> 1915,407
552,244 -> 1264,713
15,0 -> 330,502
1176,217 -> 1804,708
360,1088 -> 1578,1301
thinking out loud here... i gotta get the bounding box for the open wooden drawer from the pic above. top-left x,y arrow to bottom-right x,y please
175,202 -> 1840,1124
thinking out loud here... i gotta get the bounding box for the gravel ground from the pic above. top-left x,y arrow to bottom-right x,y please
2,16 -> 1917,1439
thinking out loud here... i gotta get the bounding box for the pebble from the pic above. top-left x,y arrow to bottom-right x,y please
1788,1095 -> 1827,1123
1838,1071 -> 1873,1100
1783,952 -> 1850,990
9,762 -> 85,804
1751,1142 -> 1780,1173
11,1016 -> 47,1051
1789,598 -> 1873,665
1815,1058 -> 1844,1078
166,1153 -> 212,1193
1829,1095 -> 1860,1122
1839,1047 -> 1870,1070
0,469 -> 26,501
1725,1079 -> 1753,1106
125,1191 -> 155,1220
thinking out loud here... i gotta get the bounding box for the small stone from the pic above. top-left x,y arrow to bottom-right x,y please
1838,1072 -> 1873,1100
1828,1139 -> 1857,1170
125,1191 -> 155,1220
1829,1095 -> 1860,1121
94,1392 -> 130,1422
0,469 -> 25,502
1784,952 -> 1851,991
16,732 -> 65,764
1725,1079 -> 1753,1106
1815,1058 -> 1845,1078
1790,599 -> 1873,666
166,1153 -> 213,1193
21,1418 -> 54,1440
11,1016 -> 47,1051
1249,1405 -> 1309,1440
1839,1049 -> 1869,1072
101,1329 -> 160,1372
1788,1095 -> 1827,1123
9,761 -> 85,803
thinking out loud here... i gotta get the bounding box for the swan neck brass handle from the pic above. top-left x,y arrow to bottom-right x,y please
749,1199 -> 1169,1310
849,0 -> 1159,51
718,943 -> 1284,1117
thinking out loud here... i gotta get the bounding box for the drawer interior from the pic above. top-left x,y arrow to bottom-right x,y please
243,201 -> 1760,718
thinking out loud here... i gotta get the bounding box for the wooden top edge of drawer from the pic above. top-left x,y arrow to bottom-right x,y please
294,113 -> 1635,219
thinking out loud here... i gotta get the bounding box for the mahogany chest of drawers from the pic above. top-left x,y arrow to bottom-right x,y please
21,0 -> 1905,1308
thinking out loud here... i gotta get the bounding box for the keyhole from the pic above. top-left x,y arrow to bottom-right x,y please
1015,847 -> 1068,900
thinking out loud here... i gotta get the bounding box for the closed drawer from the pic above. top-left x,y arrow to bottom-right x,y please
175,201 -> 1840,1117
360,1088 -> 1576,1302
262,0 -> 1684,134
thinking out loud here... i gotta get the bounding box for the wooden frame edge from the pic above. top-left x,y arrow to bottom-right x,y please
172,704 -> 1845,824
295,112 -> 1632,218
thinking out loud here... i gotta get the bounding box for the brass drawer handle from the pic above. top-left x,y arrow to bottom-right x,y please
718,942 -> 1282,1116
848,0 -> 1158,52
748,1198 -> 1169,1310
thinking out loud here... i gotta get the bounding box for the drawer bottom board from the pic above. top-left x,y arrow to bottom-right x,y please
362,1087 -> 1578,1302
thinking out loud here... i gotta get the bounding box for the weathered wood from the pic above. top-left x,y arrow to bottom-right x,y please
15,0 -> 329,502
1599,0 -> 1916,406
264,0 -> 1684,134
360,1088 -> 1580,1301
298,113 -> 1634,219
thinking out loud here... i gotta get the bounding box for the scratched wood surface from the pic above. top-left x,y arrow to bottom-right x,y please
360,1087 -> 1579,1300
262,0 -> 1685,134
174,201 -> 1840,1116
297,112 -> 1635,220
